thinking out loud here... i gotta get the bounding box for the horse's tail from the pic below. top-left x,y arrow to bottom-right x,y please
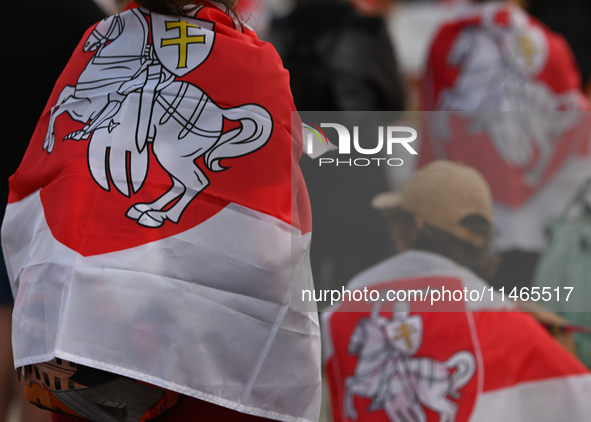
204,104 -> 273,172
445,351 -> 476,398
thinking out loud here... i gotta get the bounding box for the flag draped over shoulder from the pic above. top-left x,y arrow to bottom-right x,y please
422,3 -> 587,114
322,250 -> 591,422
420,2 -> 591,251
1,2 -> 319,421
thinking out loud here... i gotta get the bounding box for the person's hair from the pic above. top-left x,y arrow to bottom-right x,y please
128,0 -> 238,18
383,207 -> 498,281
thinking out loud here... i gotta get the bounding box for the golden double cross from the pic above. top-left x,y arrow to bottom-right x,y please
394,321 -> 417,350
516,34 -> 537,69
161,20 -> 206,69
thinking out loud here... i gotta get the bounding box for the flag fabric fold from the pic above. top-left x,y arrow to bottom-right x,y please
2,3 -> 320,421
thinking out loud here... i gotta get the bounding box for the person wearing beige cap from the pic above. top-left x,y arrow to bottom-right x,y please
372,160 -> 498,280
321,160 -> 591,422
374,161 -> 578,347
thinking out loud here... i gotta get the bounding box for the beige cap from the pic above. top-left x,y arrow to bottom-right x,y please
372,160 -> 493,248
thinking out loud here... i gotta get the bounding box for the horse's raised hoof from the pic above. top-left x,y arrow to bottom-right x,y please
138,211 -> 166,228
43,135 -> 55,153
126,204 -> 152,220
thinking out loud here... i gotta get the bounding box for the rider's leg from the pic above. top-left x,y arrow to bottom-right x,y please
135,65 -> 162,153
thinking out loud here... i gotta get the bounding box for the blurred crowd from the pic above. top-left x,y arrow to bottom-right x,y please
268,2 -> 591,422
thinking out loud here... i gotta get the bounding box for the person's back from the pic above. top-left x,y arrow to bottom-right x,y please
2,1 -> 321,421
322,161 -> 591,421
420,0 -> 591,291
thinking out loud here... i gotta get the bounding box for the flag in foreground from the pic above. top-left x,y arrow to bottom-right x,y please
2,3 -> 320,421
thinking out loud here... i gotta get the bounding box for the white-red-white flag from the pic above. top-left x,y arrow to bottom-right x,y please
322,251 -> 591,422
421,3 -> 591,251
1,3 -> 320,422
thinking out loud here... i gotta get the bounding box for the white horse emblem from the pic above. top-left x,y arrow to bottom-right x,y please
431,13 -> 584,188
43,9 -> 272,228
345,302 -> 476,422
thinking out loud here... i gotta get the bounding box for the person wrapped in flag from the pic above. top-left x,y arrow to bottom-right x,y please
420,0 -> 591,293
1,1 -> 320,421
43,5 -> 272,228
322,161 -> 591,422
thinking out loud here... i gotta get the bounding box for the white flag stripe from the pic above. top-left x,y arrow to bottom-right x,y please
2,191 -> 321,422
346,251 -> 513,311
469,374 -> 591,421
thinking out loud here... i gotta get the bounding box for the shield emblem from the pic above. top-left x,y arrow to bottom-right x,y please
384,314 -> 423,355
501,26 -> 547,76
327,277 -> 481,422
152,13 -> 215,77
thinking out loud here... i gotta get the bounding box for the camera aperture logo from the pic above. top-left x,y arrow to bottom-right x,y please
303,122 -> 329,146
302,122 -> 333,159
302,122 -> 418,167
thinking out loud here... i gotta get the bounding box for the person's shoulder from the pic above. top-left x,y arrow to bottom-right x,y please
346,254 -> 407,290
346,250 -> 467,290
